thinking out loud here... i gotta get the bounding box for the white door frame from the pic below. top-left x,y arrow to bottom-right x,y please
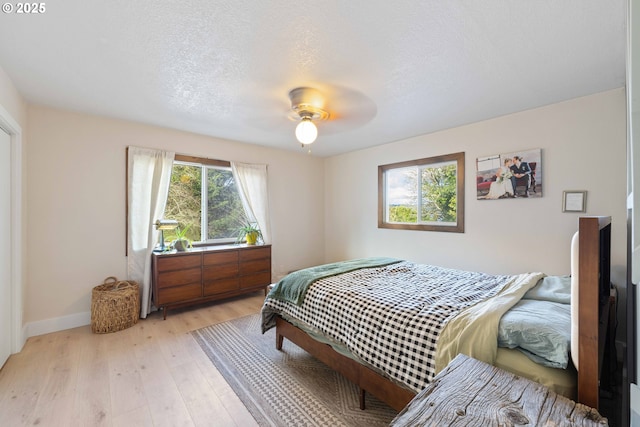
0,103 -> 24,355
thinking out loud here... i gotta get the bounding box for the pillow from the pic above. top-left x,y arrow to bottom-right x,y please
498,299 -> 571,369
523,275 -> 571,304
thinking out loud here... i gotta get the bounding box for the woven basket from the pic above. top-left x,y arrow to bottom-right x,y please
91,277 -> 140,334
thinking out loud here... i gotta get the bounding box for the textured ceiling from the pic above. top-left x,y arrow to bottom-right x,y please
0,1 -> 627,157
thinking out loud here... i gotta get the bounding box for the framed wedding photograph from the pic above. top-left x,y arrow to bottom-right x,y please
476,148 -> 542,200
562,190 -> 587,213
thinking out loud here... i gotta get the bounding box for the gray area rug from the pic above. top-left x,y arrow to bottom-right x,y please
192,313 -> 398,426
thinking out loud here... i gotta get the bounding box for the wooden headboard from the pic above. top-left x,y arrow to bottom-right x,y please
577,216 -> 612,409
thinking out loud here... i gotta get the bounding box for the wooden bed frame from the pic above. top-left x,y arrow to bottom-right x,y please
274,216 -> 612,412
577,216 -> 612,410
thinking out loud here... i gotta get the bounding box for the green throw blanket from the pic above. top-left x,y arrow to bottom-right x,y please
268,257 -> 402,305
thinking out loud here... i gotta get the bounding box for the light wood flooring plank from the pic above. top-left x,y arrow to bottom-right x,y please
143,374 -> 195,427
171,360 -> 243,427
108,338 -> 149,417
26,392 -> 76,427
112,405 -> 154,427
71,357 -> 112,426
0,337 -> 57,425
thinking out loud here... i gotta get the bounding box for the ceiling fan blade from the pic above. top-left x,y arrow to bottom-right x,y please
238,83 -> 378,136
319,85 -> 377,134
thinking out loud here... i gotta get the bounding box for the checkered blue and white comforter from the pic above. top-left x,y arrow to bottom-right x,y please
261,260 -> 515,392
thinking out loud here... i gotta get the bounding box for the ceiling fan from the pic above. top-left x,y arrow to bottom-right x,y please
285,85 -> 377,149
288,87 -> 330,146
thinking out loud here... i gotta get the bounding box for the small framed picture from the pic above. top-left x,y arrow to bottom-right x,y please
562,191 -> 587,213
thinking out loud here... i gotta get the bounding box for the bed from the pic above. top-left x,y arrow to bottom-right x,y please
260,216 -> 612,412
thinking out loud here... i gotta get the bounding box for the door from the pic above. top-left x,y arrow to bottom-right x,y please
0,127 -> 11,367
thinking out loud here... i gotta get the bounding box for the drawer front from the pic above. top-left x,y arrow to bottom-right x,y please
203,251 -> 238,266
203,278 -> 239,296
203,263 -> 239,281
240,271 -> 271,289
156,283 -> 201,305
240,246 -> 271,262
156,254 -> 201,272
157,268 -> 201,288
240,258 -> 271,275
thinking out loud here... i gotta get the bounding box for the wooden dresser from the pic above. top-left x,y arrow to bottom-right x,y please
151,244 -> 271,318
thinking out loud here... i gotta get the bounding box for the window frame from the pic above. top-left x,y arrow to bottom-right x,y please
169,154 -> 245,246
378,152 -> 465,233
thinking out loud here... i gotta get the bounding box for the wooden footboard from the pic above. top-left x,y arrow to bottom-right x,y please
275,317 -> 416,412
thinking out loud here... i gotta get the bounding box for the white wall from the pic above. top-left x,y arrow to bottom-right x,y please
25,106 -> 325,329
0,66 -> 27,126
325,89 -> 627,336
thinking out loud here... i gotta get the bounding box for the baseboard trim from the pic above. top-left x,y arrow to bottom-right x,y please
25,311 -> 91,338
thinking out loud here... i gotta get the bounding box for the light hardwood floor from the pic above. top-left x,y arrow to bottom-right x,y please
0,291 -> 267,427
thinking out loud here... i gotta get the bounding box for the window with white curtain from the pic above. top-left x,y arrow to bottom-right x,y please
164,155 -> 248,245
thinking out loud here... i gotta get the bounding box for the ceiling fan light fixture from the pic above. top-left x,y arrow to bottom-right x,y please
295,116 -> 318,145
289,87 -> 328,147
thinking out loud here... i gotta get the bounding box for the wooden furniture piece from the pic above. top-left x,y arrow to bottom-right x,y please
152,244 -> 271,319
273,216 -> 611,411
390,354 -> 607,426
578,216 -> 612,410
275,316 -> 415,412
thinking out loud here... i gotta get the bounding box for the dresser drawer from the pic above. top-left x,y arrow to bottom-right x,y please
240,246 -> 271,262
156,254 -> 201,272
156,283 -> 202,305
240,271 -> 271,289
203,251 -> 238,266
203,278 -> 239,296
157,267 -> 201,288
203,263 -> 239,280
240,257 -> 271,275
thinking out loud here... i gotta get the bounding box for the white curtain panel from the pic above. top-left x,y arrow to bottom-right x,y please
231,162 -> 271,244
127,146 -> 175,318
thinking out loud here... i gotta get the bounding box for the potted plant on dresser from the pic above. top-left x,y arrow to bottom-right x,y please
237,222 -> 262,245
172,226 -> 192,251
